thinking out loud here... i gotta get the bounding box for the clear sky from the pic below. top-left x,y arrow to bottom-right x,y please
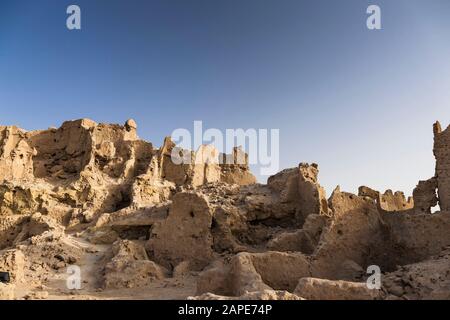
1,0 -> 450,196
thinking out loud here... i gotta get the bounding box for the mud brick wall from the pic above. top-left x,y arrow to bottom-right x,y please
434,122 -> 450,211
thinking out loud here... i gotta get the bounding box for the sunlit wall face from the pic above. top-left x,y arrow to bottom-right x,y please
1,0 -> 449,196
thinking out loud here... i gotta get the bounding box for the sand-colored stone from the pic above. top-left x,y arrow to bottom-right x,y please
412,177 -> 438,213
104,240 -> 167,289
0,283 -> 15,300
147,192 -> 214,270
0,249 -> 25,284
434,122 -> 450,211
0,118 -> 449,300
294,278 -> 381,300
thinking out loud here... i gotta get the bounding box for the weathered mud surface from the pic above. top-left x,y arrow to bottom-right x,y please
1,119 -> 449,300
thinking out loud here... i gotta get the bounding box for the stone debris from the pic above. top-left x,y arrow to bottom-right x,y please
0,118 -> 449,300
0,249 -> 25,284
190,290 -> 303,300
103,240 -> 168,289
294,278 -> 381,300
0,283 -> 15,300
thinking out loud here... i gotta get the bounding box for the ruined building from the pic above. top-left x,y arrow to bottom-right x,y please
1,119 -> 450,300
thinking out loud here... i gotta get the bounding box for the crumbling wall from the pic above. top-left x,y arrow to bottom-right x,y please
158,137 -> 200,186
358,186 -> 379,200
2,117 -> 450,300
311,187 -> 386,279
0,126 -> 36,181
27,119 -> 95,180
267,163 -> 328,224
147,192 -> 214,270
381,211 -> 450,266
412,178 -> 438,214
219,147 -> 256,185
0,118 -> 244,217
267,168 -> 299,203
196,251 -> 310,296
130,173 -> 174,208
90,121 -> 148,179
159,138 -> 256,187
191,145 -> 221,187
434,121 -> 450,211
298,163 -> 328,219
267,214 -> 326,254
359,186 -> 413,212
378,190 -> 413,212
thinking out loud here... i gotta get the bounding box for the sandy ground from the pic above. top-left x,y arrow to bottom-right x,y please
13,234 -> 197,300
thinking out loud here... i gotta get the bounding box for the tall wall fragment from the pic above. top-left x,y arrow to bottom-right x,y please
0,126 -> 36,181
433,121 -> 450,211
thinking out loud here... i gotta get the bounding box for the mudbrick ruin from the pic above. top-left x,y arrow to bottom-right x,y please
1,118 -> 450,300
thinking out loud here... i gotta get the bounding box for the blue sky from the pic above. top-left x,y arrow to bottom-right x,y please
1,0 -> 450,196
